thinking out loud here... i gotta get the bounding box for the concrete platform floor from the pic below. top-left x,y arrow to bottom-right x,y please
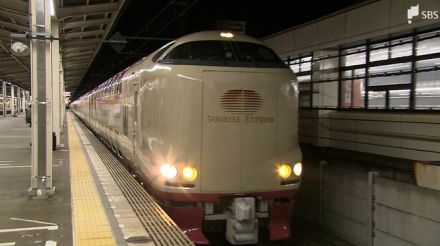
0,115 -> 72,245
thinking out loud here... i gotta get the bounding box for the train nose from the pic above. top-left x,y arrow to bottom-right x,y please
200,70 -> 280,192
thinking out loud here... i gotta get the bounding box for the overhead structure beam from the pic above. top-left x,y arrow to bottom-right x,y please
61,18 -> 110,29
0,0 -> 28,13
7,70 -> 29,76
78,0 -> 127,87
62,38 -> 101,47
0,19 -> 29,32
64,56 -> 92,62
63,29 -> 105,39
0,9 -> 29,23
58,3 -> 118,18
62,46 -> 95,52
0,28 -> 12,39
63,51 -> 94,59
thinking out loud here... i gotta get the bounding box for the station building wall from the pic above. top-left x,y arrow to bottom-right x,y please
263,0 -> 440,162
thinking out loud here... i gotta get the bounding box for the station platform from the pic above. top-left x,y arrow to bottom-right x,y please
0,113 -> 193,246
0,113 -> 355,246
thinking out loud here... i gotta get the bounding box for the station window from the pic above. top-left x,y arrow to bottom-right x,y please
341,46 -> 366,66
417,34 -> 440,56
368,63 -> 412,86
390,38 -> 412,58
370,43 -> 389,62
298,82 -> 311,107
416,69 -> 440,109
389,89 -> 410,109
287,54 -> 313,108
289,54 -> 312,74
368,91 -> 386,109
340,76 -> 365,109
284,29 -> 440,111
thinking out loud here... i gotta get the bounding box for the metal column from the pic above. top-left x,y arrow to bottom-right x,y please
51,21 -> 61,147
22,90 -> 26,112
17,87 -> 21,114
29,0 -> 55,197
2,81 -> 5,117
59,66 -> 65,128
10,85 -> 15,116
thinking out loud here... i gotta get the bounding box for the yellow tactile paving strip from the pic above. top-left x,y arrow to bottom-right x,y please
67,114 -> 116,246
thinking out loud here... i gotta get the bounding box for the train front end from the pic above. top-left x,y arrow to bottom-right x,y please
143,32 -> 302,245
201,68 -> 301,245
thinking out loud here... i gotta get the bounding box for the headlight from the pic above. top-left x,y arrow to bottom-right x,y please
160,164 -> 177,179
182,166 -> 197,181
293,162 -> 302,176
277,164 -> 292,179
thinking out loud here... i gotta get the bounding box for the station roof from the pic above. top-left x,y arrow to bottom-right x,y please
0,0 -> 126,92
0,0 -> 30,90
59,0 -> 126,93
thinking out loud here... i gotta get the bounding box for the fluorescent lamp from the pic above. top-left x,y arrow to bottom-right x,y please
49,0 -> 55,16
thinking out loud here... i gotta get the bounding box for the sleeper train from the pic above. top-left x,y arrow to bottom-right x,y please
71,31 -> 302,245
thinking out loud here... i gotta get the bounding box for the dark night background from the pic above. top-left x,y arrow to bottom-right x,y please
73,0 -> 370,99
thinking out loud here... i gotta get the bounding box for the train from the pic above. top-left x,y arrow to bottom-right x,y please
70,31 -> 302,245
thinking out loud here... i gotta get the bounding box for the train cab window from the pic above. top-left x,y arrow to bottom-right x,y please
160,40 -> 286,68
232,42 -> 286,68
161,41 -> 234,66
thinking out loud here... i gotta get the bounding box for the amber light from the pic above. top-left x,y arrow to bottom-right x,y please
182,166 -> 197,181
277,164 -> 292,179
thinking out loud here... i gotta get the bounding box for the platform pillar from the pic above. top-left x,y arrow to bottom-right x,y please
10,85 -> 15,116
51,21 -> 61,147
17,87 -> 21,114
22,90 -> 26,112
2,81 -> 5,117
60,67 -> 65,128
29,0 -> 55,198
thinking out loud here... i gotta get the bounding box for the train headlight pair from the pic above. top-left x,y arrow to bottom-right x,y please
277,162 -> 302,179
160,164 -> 197,181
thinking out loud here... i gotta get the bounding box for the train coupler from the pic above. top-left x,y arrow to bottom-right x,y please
226,197 -> 258,245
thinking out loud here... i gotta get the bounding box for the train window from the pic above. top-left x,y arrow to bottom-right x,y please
160,41 -> 286,68
161,41 -> 234,66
